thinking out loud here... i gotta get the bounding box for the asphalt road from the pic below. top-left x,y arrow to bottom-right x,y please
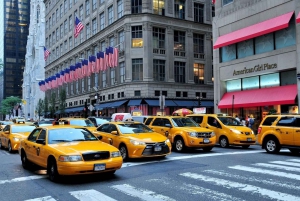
0,145 -> 300,201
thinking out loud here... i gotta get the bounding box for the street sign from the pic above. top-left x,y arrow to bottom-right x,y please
88,105 -> 94,111
193,107 -> 206,114
159,95 -> 165,109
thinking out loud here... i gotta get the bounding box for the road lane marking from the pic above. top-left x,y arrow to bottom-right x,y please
270,161 -> 300,167
288,159 -> 300,163
180,172 -> 300,201
228,165 -> 300,180
70,189 -> 117,201
122,150 -> 264,168
111,184 -> 175,201
254,163 -> 300,172
204,169 -> 300,190
24,196 -> 56,201
0,175 -> 47,184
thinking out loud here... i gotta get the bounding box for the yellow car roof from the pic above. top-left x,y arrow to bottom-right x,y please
59,118 -> 88,120
40,125 -> 86,130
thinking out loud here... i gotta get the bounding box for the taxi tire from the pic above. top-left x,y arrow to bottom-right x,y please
264,137 -> 281,154
219,136 -> 229,148
48,159 -> 60,182
119,145 -> 128,161
21,151 -> 32,170
8,141 -> 13,153
174,137 -> 185,152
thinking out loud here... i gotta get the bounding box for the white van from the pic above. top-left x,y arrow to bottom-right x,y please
111,113 -> 133,122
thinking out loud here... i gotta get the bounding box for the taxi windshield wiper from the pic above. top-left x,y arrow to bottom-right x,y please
72,139 -> 86,141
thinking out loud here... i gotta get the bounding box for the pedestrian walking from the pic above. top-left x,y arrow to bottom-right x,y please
235,115 -> 240,122
247,115 -> 254,129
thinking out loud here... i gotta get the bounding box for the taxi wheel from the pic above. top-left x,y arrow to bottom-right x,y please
219,136 -> 229,148
48,159 -> 60,182
21,151 -> 31,170
242,145 -> 250,149
8,141 -> 13,153
174,137 -> 185,152
119,145 -> 128,161
264,137 -> 281,154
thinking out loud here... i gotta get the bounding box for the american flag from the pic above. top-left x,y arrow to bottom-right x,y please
44,46 -> 50,61
74,16 -> 84,38
109,47 -> 119,67
212,0 -> 215,4
99,51 -> 105,71
105,48 -> 110,69
96,52 -> 101,73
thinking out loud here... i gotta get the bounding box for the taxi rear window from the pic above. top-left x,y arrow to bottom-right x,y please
261,117 -> 278,126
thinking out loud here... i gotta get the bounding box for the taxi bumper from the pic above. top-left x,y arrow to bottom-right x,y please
128,143 -> 172,158
186,136 -> 216,148
57,157 -> 123,175
231,135 -> 256,145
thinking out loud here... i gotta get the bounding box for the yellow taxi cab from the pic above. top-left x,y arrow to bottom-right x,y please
92,121 -> 172,160
144,116 -> 216,152
257,114 -> 300,154
58,117 -> 97,132
0,123 -> 36,152
19,121 -> 122,182
0,121 -> 13,130
187,114 -> 256,148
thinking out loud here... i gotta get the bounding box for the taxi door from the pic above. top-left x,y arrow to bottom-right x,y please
107,124 -> 120,147
205,117 -> 223,141
24,129 -> 42,162
276,116 -> 295,145
94,124 -> 112,144
34,130 -> 48,167
150,118 -> 172,139
1,125 -> 10,148
295,117 -> 300,146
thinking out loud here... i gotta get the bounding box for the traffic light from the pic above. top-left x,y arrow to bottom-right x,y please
84,101 -> 88,118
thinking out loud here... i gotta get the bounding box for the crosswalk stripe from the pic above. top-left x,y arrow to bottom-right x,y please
204,169 -> 300,190
111,184 -> 176,201
228,165 -> 300,181
0,175 -> 47,184
288,159 -> 300,163
70,189 -> 117,201
270,161 -> 300,167
254,163 -> 300,172
180,172 -> 300,201
24,196 -> 56,201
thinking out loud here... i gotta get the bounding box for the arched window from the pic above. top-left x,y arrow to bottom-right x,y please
37,5 -> 40,23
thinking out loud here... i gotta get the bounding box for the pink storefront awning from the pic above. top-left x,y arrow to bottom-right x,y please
213,11 -> 294,49
296,12 -> 300,23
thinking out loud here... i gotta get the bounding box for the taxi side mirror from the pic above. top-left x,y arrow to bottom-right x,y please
97,135 -> 103,140
111,131 -> 118,135
36,139 -> 45,145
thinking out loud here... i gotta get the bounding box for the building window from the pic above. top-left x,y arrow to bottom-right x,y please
37,5 -> 40,23
69,0 -> 72,9
111,68 -> 115,85
64,40 -> 68,52
174,0 -> 185,19
132,26 -> 143,47
174,61 -> 185,83
153,59 -> 165,81
102,71 -> 107,87
56,47 -> 59,57
79,5 -> 83,20
60,44 -> 63,55
55,9 -> 58,22
108,6 -> 114,25
194,3 -> 203,23
86,23 -> 90,39
120,61 -> 125,83
174,30 -> 185,51
109,36 -> 114,47
134,90 -> 141,96
194,63 -> 204,84
92,0 -> 97,10
64,0 -> 68,13
56,28 -> 59,41
60,24 -> 63,38
100,0 -> 104,4
153,0 -> 165,15
117,0 -> 123,19
100,12 -> 105,30
101,41 -> 106,51
131,0 -> 142,14
60,4 -> 63,18
49,34 -> 52,46
69,15 -> 73,31
182,92 -> 188,97
49,17 -> 51,26
176,91 -> 181,97
223,0 -> 233,6
86,0 -> 90,16
154,91 -> 160,96
92,18 -> 97,35
193,33 -> 204,53
162,91 -> 167,96
153,27 -> 165,49
119,30 -> 124,50
69,37 -> 73,49
64,20 -> 68,34
132,59 -> 143,81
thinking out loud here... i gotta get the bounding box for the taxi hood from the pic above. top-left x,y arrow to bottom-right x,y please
227,126 -> 252,132
50,141 -> 118,154
175,127 -> 213,133
123,133 -> 167,142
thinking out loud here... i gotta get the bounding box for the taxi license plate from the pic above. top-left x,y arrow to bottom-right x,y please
203,139 -> 210,144
94,164 -> 105,171
154,146 -> 162,152
247,138 -> 252,141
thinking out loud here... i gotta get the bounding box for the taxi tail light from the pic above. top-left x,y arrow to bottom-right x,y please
257,127 -> 262,134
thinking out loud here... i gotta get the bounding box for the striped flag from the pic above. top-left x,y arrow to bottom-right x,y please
212,0 -> 215,4
91,55 -> 96,73
74,16 -> 84,38
105,48 -> 110,69
81,60 -> 86,77
99,51 -> 105,71
64,68 -> 70,83
96,52 -> 101,73
44,46 -> 50,61
109,47 -> 119,67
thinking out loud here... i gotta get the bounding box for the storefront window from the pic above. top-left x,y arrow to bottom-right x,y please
237,39 -> 254,59
255,33 -> 274,54
226,79 -> 241,92
260,73 -> 279,88
280,70 -> 296,85
221,44 -> 236,62
242,76 -> 259,90
275,20 -> 296,49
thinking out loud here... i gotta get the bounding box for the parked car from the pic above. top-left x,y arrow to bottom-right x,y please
88,117 -> 110,127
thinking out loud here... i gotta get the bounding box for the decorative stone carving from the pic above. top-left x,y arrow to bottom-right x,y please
167,26 -> 173,34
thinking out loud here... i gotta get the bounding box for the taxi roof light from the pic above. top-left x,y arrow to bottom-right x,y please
53,121 -> 69,125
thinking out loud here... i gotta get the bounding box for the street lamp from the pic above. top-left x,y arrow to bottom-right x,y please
94,93 -> 100,117
196,95 -> 202,107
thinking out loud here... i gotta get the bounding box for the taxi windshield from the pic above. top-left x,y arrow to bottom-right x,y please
48,128 -> 98,144
69,119 -> 95,127
171,118 -> 199,127
1,121 -> 13,125
117,123 -> 154,134
218,117 -> 242,126
11,126 -> 36,133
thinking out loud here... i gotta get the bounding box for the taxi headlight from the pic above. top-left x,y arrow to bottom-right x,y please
230,129 -> 241,134
59,155 -> 83,162
111,151 -> 121,158
165,139 -> 170,144
188,132 -> 198,137
130,140 -> 146,145
210,132 -> 215,137
13,137 -> 20,141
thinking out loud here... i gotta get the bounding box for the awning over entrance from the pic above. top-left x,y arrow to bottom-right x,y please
109,100 -> 128,108
297,12 -> 300,23
65,107 -> 84,113
173,100 -> 195,107
144,99 -> 159,106
218,85 -> 297,109
127,99 -> 142,106
213,11 -> 294,49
